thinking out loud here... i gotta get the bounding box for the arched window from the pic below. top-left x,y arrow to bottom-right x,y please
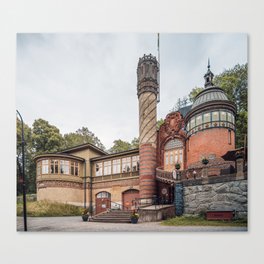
96,192 -> 111,199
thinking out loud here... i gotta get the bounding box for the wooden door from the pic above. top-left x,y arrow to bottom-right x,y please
122,189 -> 139,210
95,192 -> 111,215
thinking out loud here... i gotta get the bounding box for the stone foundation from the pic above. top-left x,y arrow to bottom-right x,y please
183,176 -> 247,218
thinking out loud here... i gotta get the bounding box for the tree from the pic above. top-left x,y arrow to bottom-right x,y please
109,139 -> 132,153
131,137 -> 139,149
17,118 -> 35,194
188,87 -> 204,102
214,64 -> 248,147
157,118 -> 165,129
32,118 -> 64,154
63,127 -> 105,150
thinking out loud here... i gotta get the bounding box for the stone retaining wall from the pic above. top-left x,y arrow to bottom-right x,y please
139,205 -> 175,222
183,176 -> 247,218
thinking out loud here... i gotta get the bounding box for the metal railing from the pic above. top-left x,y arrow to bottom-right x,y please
110,201 -> 130,211
132,196 -> 174,210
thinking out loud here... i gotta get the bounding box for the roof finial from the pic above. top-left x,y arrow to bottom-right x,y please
208,58 -> 210,70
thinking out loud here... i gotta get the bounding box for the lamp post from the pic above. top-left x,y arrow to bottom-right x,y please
16,110 -> 27,231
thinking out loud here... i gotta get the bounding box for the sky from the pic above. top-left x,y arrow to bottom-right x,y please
16,33 -> 247,150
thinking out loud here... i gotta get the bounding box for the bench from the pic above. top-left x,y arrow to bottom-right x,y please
206,210 -> 235,221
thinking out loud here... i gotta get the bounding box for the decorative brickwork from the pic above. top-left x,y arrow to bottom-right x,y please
139,143 -> 157,198
187,128 -> 235,166
157,112 -> 186,168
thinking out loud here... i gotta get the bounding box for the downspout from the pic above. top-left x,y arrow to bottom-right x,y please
84,160 -> 86,209
89,162 -> 93,216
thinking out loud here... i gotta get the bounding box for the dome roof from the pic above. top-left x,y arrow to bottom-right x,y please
191,86 -> 229,109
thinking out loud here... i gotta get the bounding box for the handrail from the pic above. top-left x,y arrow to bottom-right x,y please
132,195 -> 174,210
110,200 -> 130,211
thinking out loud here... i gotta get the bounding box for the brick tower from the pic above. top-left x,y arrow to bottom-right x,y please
137,54 -> 160,199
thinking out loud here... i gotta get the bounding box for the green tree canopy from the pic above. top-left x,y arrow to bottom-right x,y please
188,87 -> 204,102
63,127 -> 105,150
32,118 -> 64,154
108,137 -> 139,153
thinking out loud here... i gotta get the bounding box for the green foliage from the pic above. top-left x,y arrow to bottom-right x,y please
185,64 -> 248,148
109,139 -> 133,153
17,118 -> 36,194
109,137 -> 139,153
17,200 -> 82,217
188,87 -> 204,102
32,118 -> 63,154
131,137 -> 139,148
214,64 -> 248,147
63,127 -> 105,150
157,118 -> 165,129
17,118 -> 106,196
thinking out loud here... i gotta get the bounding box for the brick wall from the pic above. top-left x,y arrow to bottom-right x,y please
187,128 -> 235,166
139,143 -> 157,198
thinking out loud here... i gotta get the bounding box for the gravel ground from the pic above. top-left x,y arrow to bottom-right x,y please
17,217 -> 247,232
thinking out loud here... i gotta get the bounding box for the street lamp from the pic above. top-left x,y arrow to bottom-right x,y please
16,110 -> 27,231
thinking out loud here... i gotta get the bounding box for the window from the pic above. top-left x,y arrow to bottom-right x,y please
42,160 -> 49,174
112,159 -> 121,174
203,113 -> 211,128
60,160 -> 70,174
96,192 -> 111,198
95,162 -> 103,176
196,115 -> 202,130
212,111 -> 219,126
103,161 -> 111,175
170,151 -> 173,164
179,149 -> 183,163
174,150 -> 178,163
190,118 -> 195,129
132,156 -> 139,171
50,160 -> 59,174
228,129 -> 232,145
122,157 -> 131,173
37,162 -> 41,176
165,152 -> 169,165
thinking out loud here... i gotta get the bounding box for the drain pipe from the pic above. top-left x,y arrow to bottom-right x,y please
89,162 -> 93,216
84,160 -> 86,209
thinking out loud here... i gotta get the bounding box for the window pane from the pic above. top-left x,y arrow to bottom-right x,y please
42,160 -> 49,174
103,161 -> 111,175
132,156 -> 139,172
122,157 -> 131,173
96,162 -> 102,176
203,113 -> 211,128
220,111 -> 227,121
113,159 -> 120,174
170,151 -> 173,164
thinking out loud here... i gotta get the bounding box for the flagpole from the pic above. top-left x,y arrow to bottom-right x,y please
157,33 -> 160,103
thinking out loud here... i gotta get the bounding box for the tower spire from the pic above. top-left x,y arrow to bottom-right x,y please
204,58 -> 214,88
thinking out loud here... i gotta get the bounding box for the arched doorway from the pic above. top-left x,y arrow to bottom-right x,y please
95,191 -> 111,215
122,189 -> 139,210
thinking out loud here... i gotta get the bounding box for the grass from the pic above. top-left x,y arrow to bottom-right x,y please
161,215 -> 247,227
17,200 -> 83,217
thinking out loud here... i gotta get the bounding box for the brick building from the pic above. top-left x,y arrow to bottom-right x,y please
35,54 -> 239,215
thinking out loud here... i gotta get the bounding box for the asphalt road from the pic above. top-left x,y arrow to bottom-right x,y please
17,217 -> 247,232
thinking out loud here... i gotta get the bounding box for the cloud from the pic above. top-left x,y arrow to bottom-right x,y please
16,33 -> 247,149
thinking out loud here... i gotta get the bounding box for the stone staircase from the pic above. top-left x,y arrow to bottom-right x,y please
91,210 -> 132,223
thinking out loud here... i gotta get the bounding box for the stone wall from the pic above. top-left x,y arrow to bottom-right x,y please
183,176 -> 247,218
139,205 -> 175,222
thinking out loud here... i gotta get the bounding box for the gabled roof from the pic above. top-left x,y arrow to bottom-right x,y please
60,143 -> 108,156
